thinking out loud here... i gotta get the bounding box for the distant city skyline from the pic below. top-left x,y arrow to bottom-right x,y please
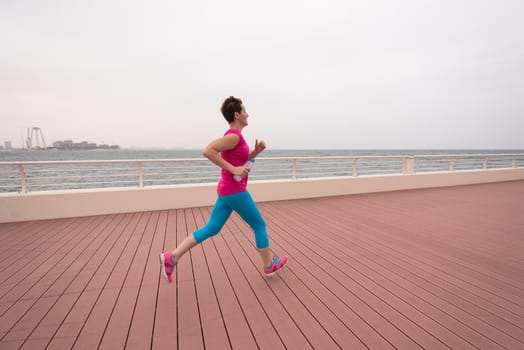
1,123 -> 524,151
1,0 -> 524,150
0,127 -> 120,150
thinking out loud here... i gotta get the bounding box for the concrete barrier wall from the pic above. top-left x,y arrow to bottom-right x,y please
1,168 -> 524,223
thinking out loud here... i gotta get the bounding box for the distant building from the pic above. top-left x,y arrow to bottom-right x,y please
4,141 -> 12,150
53,140 -> 120,150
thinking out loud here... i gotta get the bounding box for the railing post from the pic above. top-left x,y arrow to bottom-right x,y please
483,157 -> 488,169
402,156 -> 414,174
512,156 -> 516,168
449,159 -> 455,172
352,158 -> 358,176
17,164 -> 28,193
138,162 -> 144,187
292,159 -> 297,180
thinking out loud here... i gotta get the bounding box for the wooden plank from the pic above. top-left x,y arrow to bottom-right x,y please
197,204 -> 313,350
265,212 -> 445,349
263,200 -> 505,349
307,194 -> 524,311
0,219 -> 59,253
45,213 -> 147,349
293,202 -> 509,349
125,210 -> 167,349
211,209 -> 288,350
96,213 -> 156,349
72,212 -> 158,350
1,181 -> 523,350
26,213 -> 134,349
350,192 -> 524,291
282,186 -> 524,348
175,209 -> 205,350
226,210 -> 351,349
187,207 -> 231,349
152,209 -> 178,349
196,207 -> 258,349
20,292 -> 80,348
220,209 -> 341,350
0,215 -> 119,343
0,217 -> 87,283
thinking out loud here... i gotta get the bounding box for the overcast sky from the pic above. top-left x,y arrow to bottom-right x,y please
1,0 -> 523,150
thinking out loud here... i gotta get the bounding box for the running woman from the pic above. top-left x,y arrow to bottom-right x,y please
159,96 -> 288,282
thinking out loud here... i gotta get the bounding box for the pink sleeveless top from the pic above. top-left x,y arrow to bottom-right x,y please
217,129 -> 250,196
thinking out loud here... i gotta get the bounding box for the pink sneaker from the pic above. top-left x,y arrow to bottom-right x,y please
264,256 -> 288,276
159,252 -> 177,283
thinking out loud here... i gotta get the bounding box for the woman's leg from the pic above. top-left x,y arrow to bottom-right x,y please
225,191 -> 277,269
170,235 -> 198,262
257,248 -> 272,268
173,196 -> 232,261
226,192 -> 269,246
160,196 -> 232,283
231,192 -> 288,275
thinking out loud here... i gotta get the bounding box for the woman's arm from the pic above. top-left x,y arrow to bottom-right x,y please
203,134 -> 249,178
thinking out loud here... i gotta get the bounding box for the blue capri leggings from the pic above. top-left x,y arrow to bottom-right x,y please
192,191 -> 269,249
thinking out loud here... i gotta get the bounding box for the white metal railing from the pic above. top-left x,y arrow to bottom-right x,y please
0,153 -> 523,194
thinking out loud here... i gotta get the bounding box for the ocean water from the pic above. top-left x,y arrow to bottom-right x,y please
1,148 -> 522,162
1,149 -> 522,193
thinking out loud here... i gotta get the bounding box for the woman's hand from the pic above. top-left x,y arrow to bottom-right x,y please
232,165 -> 250,178
250,139 -> 266,158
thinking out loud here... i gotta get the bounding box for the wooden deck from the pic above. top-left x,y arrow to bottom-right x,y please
1,181 -> 524,350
